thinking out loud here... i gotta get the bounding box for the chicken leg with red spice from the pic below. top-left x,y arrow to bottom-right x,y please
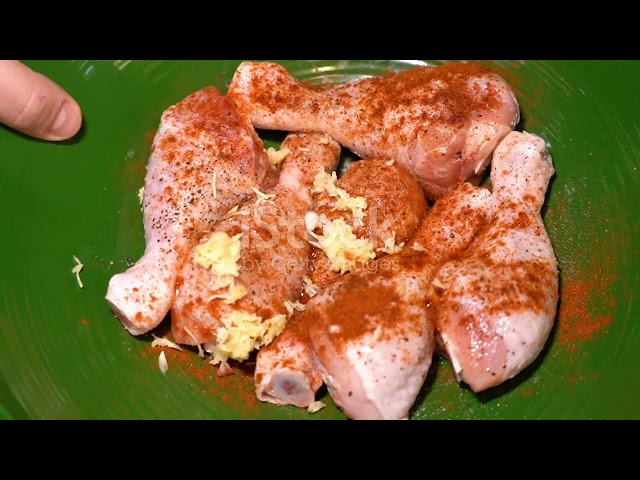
305,183 -> 492,420
170,133 -> 341,367
255,158 -> 427,408
106,87 -> 275,336
432,131 -> 558,392
228,62 -> 520,199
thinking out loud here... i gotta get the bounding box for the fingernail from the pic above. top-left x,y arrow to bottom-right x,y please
50,101 -> 75,139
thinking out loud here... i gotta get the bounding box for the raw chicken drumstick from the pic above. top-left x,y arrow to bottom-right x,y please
254,312 -> 322,408
228,61 -> 520,199
306,183 -> 492,420
170,133 -> 341,367
309,158 -> 427,290
106,87 -> 275,335
432,131 -> 558,392
255,158 -> 427,408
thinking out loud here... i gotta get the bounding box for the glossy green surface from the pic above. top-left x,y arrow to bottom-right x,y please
0,60 -> 638,420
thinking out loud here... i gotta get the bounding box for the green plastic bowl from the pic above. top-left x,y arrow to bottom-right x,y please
0,60 -> 637,420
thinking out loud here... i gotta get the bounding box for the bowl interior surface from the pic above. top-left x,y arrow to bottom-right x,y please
0,60 -> 638,420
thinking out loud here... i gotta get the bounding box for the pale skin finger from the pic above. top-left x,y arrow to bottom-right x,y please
0,60 -> 82,141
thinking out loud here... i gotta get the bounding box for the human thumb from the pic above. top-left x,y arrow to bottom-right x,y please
0,60 -> 82,141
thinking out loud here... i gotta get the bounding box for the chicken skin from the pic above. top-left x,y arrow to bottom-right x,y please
432,131 -> 558,392
255,158 -> 427,407
306,183 -> 492,420
106,87 -> 274,336
170,133 -> 341,362
228,61 -> 520,199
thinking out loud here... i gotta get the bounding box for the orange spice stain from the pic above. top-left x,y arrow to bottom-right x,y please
80,318 -> 90,327
556,277 -> 613,353
146,128 -> 158,144
136,342 -> 261,417
520,384 -> 535,397
546,196 -> 618,356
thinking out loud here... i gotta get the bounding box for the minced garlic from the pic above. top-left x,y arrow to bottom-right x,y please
194,232 -> 248,304
261,314 -> 288,346
207,280 -> 248,305
216,360 -> 235,377
251,186 -> 277,217
227,205 -> 250,217
312,169 -> 368,223
71,255 -> 84,289
308,401 -> 326,414
151,334 -> 182,351
412,242 -> 428,252
266,147 -> 291,168
158,351 -> 169,374
195,232 -> 243,277
312,170 -> 340,196
284,300 -> 306,316
377,233 -> 405,255
137,186 -> 144,208
209,311 -> 288,365
303,276 -> 320,298
333,195 -> 367,223
305,211 -> 320,232
227,205 -> 239,216
183,326 -> 205,358
308,215 -> 376,274
224,282 -> 249,304
252,186 -> 276,206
